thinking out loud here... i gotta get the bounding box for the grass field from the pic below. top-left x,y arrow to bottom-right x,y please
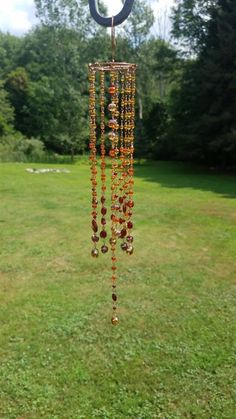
0,161 -> 236,418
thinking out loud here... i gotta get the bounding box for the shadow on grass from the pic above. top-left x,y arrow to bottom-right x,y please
134,161 -> 236,199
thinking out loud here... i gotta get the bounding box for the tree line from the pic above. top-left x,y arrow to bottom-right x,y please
0,0 -> 236,167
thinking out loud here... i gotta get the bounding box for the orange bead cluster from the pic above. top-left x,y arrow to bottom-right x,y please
89,63 -> 136,325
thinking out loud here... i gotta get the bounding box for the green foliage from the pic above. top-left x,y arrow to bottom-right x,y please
122,0 -> 155,49
34,0 -> 106,36
0,133 -> 45,162
0,82 -> 14,136
4,67 -> 30,134
168,0 -> 236,166
171,0 -> 216,53
0,32 -> 23,79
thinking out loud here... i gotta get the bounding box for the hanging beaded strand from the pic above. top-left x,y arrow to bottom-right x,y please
119,72 -> 128,250
89,69 -> 99,257
108,70 -> 119,325
120,70 -> 130,253
100,70 -> 108,253
125,69 -> 135,254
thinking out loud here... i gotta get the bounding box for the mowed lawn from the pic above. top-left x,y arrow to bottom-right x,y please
0,161 -> 236,419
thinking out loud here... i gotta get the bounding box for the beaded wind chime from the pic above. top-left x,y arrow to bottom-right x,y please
88,1 -> 136,325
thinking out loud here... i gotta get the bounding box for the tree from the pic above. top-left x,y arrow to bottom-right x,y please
0,82 -> 14,136
171,0 -> 216,53
168,0 -> 236,166
122,0 -> 154,50
4,67 -> 29,135
0,32 -> 23,79
34,0 -> 107,36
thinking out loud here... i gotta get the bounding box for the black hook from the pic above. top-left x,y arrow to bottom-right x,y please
88,0 -> 135,27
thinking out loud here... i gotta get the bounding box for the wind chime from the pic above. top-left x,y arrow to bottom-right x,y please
88,0 -> 136,325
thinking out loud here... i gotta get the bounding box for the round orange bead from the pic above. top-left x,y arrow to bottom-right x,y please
109,85 -> 116,95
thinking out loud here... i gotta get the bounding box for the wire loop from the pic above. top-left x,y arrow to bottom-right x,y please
88,0 -> 135,27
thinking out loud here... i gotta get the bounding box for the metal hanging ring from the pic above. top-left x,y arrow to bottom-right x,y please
88,0 -> 135,27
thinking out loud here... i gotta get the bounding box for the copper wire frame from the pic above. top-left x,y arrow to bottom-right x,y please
89,62 -> 137,72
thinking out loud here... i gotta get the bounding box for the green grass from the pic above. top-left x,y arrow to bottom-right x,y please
0,161 -> 236,419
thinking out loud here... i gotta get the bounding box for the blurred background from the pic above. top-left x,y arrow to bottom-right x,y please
1,0 -> 236,168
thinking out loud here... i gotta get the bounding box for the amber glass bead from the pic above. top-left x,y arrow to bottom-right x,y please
121,242 -> 128,251
108,119 -> 119,130
109,84 -> 116,95
102,185 -> 106,191
126,245 -> 134,255
92,198 -> 98,205
101,207 -> 107,215
119,197 -> 124,204
112,293 -> 117,301
91,234 -> 99,242
109,237 -> 117,245
112,275 -> 116,282
101,196 -> 106,204
91,248 -> 99,258
92,219 -> 98,232
111,256 -> 117,262
101,245 -> 108,253
120,228 -> 127,238
91,211 -> 97,218
114,204 -> 120,211
127,221 -> 133,229
109,150 -> 115,158
111,316 -> 119,325
112,266 -> 117,271
108,102 -> 117,112
101,217 -> 106,225
127,235 -> 134,243
127,200 -> 134,208
108,131 -> 117,141
100,230 -> 107,238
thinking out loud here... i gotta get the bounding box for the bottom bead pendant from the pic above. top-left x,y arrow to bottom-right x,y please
111,315 -> 119,325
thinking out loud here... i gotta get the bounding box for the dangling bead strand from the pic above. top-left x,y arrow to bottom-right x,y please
99,70 -> 108,254
109,71 -> 119,325
124,70 -> 135,255
89,69 -> 99,257
118,72 -> 128,249
126,69 -> 136,253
